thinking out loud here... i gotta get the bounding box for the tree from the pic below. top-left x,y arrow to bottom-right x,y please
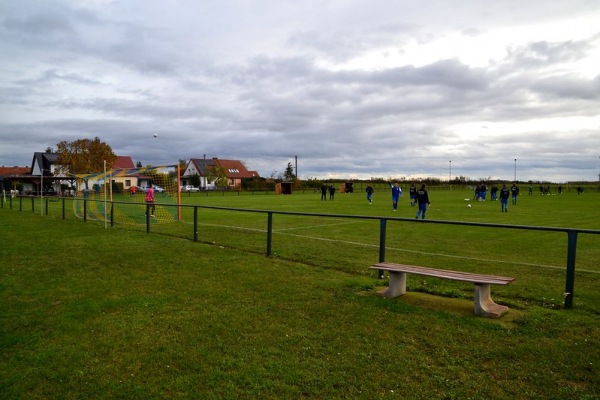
283,162 -> 296,181
189,173 -> 201,188
55,137 -> 117,175
205,165 -> 229,188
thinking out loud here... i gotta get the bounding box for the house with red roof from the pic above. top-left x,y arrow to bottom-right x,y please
182,157 -> 260,189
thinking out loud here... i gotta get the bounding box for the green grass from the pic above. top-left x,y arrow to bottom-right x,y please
1,190 -> 600,399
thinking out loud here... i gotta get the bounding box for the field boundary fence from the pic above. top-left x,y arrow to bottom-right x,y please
3,194 -> 600,310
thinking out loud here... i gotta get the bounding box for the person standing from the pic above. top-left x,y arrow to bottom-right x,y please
145,183 -> 156,217
500,184 -> 510,212
490,185 -> 498,201
511,183 -> 519,205
388,182 -> 402,211
409,183 -> 416,206
365,185 -> 374,204
328,185 -> 335,200
415,184 -> 430,220
320,184 -> 328,201
131,185 -> 136,197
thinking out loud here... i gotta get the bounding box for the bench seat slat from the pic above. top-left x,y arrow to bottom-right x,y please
371,262 -> 515,285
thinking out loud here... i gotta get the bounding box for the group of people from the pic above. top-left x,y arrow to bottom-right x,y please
473,184 -> 488,201
364,182 -> 431,220
320,184 -> 336,201
497,183 -> 520,212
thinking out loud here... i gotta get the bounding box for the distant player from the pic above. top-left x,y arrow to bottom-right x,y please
415,184 -> 430,220
511,183 -> 519,205
500,184 -> 510,212
365,185 -> 374,204
409,183 -> 416,206
388,182 -> 402,211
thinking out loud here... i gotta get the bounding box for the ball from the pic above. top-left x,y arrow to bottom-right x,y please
153,134 -> 158,138
467,204 -> 472,208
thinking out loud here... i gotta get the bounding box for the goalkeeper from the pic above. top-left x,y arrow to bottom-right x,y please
145,184 -> 156,217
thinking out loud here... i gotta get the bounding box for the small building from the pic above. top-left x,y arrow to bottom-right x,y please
276,182 -> 293,195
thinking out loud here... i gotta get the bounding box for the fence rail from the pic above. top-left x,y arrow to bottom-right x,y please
3,194 -> 600,310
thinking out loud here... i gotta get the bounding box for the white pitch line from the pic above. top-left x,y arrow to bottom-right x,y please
274,232 -> 600,275
189,221 -> 599,275
273,220 -> 364,232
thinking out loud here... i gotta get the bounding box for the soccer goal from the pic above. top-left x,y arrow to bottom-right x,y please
72,165 -> 181,225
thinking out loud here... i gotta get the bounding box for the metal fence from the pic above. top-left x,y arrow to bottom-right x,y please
3,194 -> 599,310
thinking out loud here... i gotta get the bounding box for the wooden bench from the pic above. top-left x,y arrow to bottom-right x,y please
370,262 -> 515,318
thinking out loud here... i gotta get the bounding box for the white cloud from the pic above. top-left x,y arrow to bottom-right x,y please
1,0 -> 600,182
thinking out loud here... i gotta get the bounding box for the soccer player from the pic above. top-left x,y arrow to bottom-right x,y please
510,183 -> 519,205
409,183 -> 416,206
320,184 -> 328,201
365,185 -> 374,204
388,182 -> 402,211
500,184 -> 510,212
145,184 -> 156,217
415,184 -> 430,220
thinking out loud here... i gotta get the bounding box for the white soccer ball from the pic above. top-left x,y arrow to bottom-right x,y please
467,204 -> 472,208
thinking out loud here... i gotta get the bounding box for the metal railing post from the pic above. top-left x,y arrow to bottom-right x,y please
564,230 -> 578,309
146,204 -> 150,233
378,218 -> 387,279
266,212 -> 273,256
110,203 -> 114,227
193,206 -> 198,242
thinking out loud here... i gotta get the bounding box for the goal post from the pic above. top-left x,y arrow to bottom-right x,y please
73,164 -> 181,225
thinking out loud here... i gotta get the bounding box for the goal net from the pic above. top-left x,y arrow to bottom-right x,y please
73,165 -> 180,225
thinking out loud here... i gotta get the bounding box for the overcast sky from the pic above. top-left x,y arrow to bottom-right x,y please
1,0 -> 599,182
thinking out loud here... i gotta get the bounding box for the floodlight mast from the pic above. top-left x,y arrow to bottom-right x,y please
40,168 -> 50,216
40,170 -> 43,216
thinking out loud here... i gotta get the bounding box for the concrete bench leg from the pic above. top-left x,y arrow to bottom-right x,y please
380,271 -> 407,298
474,284 -> 509,318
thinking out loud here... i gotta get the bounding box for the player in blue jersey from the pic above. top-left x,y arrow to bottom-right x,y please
388,182 -> 402,211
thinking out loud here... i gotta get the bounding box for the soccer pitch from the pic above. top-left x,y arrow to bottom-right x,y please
1,188 -> 600,399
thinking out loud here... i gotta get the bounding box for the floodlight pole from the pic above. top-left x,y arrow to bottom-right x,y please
40,171 -> 43,216
514,159 -> 517,182
40,167 -> 50,216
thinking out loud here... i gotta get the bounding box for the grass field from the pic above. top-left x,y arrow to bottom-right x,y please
1,188 -> 599,399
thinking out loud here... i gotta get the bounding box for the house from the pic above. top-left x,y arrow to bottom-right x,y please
182,157 -> 260,189
106,156 -> 139,192
23,152 -> 71,195
0,166 -> 30,194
